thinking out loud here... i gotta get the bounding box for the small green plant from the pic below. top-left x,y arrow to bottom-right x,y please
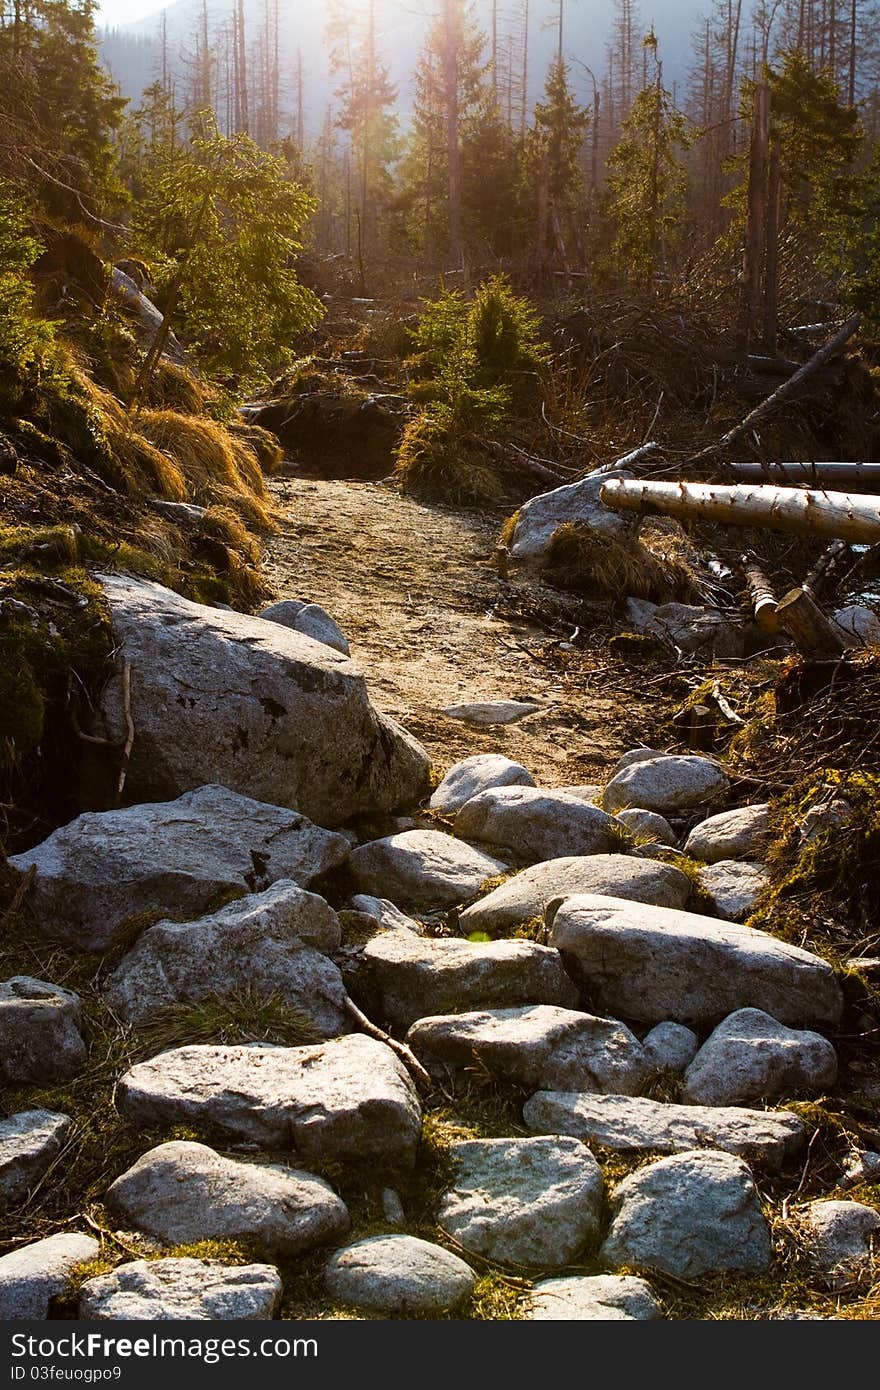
396,276 -> 549,501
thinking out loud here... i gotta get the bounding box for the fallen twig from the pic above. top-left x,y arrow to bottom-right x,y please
116,662 -> 135,803
2,864 -> 36,924
343,993 -> 434,1094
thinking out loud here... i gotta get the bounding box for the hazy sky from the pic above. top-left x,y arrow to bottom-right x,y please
95,0 -> 167,28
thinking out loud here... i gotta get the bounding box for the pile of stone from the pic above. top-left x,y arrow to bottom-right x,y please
1,580 -> 871,1321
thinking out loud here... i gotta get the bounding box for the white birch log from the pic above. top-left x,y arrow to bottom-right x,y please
599,479 -> 880,545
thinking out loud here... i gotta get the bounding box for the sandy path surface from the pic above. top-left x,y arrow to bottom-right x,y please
264,477 -> 654,788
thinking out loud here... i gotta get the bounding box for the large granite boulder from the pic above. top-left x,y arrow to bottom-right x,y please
106,1141 -> 349,1256
105,881 -> 348,1037
696,861 -> 769,922
525,1274 -> 662,1321
117,1035 -> 421,1167
523,1091 -> 806,1170
454,786 -> 617,864
602,754 -> 729,815
459,854 -> 691,938
347,830 -> 507,911
324,1236 -> 474,1315
0,1233 -> 99,1319
795,1200 -> 880,1288
86,573 -> 430,824
506,469 -> 635,566
79,1259 -> 281,1320
438,1136 -> 604,1268
358,931 -> 578,1028
684,804 -> 771,863
429,754 -> 536,814
600,1149 -> 772,1278
9,785 -> 349,953
0,1111 -> 72,1207
407,1004 -> 650,1094
0,978 -> 86,1085
549,894 -> 843,1027
682,1008 -> 838,1106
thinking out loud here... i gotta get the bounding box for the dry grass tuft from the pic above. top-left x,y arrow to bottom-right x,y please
543,523 -> 700,603
228,421 -> 285,475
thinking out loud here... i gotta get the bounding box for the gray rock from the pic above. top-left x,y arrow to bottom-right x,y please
616,809 -> 678,847
429,754 -> 536,814
507,469 -> 636,566
831,604 -> 880,647
526,1274 -> 662,1321
348,895 -> 425,935
697,861 -> 769,922
360,931 -> 578,1028
9,785 -> 350,954
600,1149 -> 772,1278
459,854 -> 691,938
684,804 -> 771,863
296,604 -> 351,657
682,1008 -> 838,1106
624,600 -> 742,658
610,748 -> 666,775
0,1111 -> 72,1206
258,600 -> 352,656
0,978 -> 86,1085
118,1035 -> 421,1167
79,1258 -> 281,1320
438,1136 -> 604,1268
148,499 -> 207,528
440,700 -> 543,725
642,1022 -> 699,1073
381,1188 -> 406,1226
455,786 -> 617,864
256,598 -> 307,627
549,894 -> 843,1028
797,1200 -> 880,1286
797,797 -> 852,844
325,1235 -> 475,1314
348,830 -> 508,911
840,1150 -> 880,1189
106,1141 -> 349,1256
0,1232 -> 99,1319
407,1005 -> 650,1094
105,881 -> 348,1037
603,755 -> 730,815
551,784 -> 603,803
87,573 -> 429,825
111,267 -> 188,366
523,1091 -> 806,1170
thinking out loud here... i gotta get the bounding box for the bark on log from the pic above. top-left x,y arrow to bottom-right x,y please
776,587 -> 848,659
599,479 -> 880,544
741,557 -> 779,633
727,462 -> 880,487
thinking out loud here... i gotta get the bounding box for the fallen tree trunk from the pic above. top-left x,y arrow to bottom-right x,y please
599,479 -> 880,544
691,314 -> 861,463
727,462 -> 880,487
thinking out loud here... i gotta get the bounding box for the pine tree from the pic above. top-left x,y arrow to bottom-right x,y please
524,57 -> 589,270
328,0 -> 400,260
604,38 -> 692,285
726,47 -> 864,267
0,0 -> 126,223
398,1 -> 487,265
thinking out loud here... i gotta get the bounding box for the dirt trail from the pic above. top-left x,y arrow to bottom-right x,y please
265,476 -> 654,788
